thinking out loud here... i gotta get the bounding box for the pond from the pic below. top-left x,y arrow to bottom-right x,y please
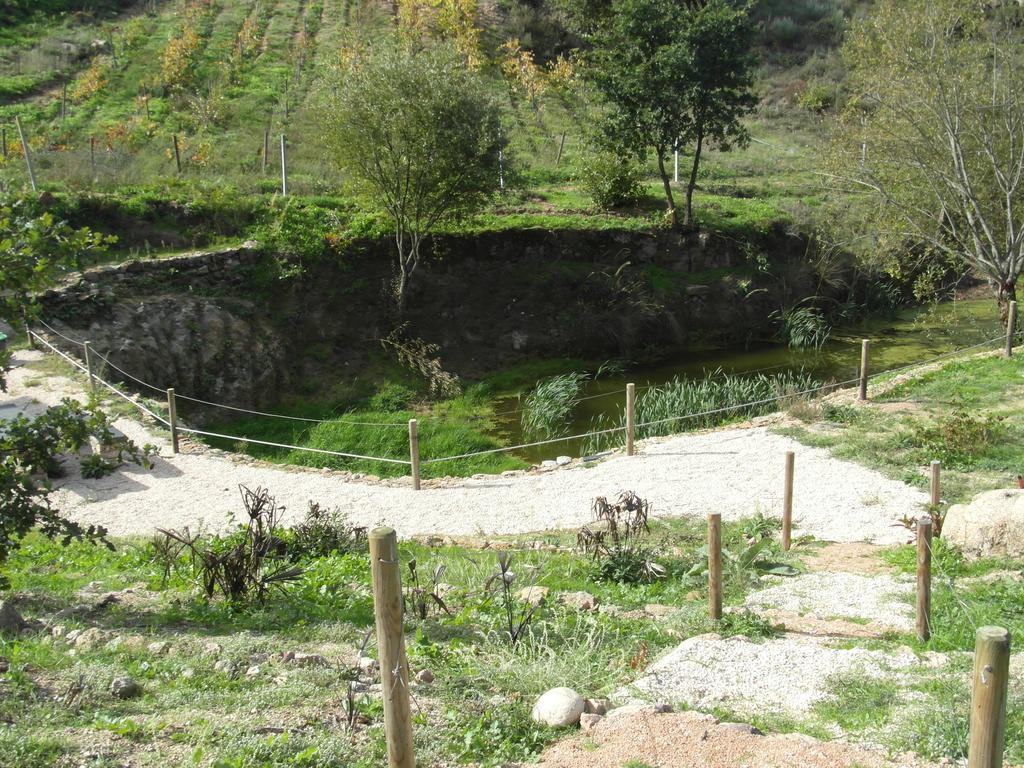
492,297 -> 1004,463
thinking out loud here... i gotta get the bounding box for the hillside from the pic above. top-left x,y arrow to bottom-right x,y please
0,0 -> 858,235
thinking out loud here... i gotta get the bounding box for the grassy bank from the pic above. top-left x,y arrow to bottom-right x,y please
0,511 -> 792,768
777,353 -> 1024,505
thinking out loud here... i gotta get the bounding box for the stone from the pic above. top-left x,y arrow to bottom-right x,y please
555,455 -> 572,466
182,668 -> 196,679
0,601 -> 27,633
73,627 -> 106,650
147,641 -> 170,655
531,687 -> 585,728
202,642 -> 223,657
290,652 -> 329,668
516,586 -> 549,607
415,669 -> 435,684
246,665 -> 262,678
214,660 -> 237,676
541,460 -> 558,469
579,713 -> 603,732
357,656 -> 377,673
943,489 -> 1024,559
643,604 -> 676,619
559,591 -> 598,612
109,677 -> 141,700
583,698 -> 609,715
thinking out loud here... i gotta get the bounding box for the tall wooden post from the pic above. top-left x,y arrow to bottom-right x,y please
708,513 -> 722,621
968,626 -> 1011,768
83,341 -> 97,396
2,127 -> 7,158
555,131 -> 566,166
625,383 -> 636,457
1005,301 -> 1017,358
14,116 -> 37,192
90,136 -> 96,180
369,528 -> 416,768
916,516 -> 932,643
858,339 -> 870,401
172,134 -> 182,173
167,388 -> 179,454
782,451 -> 795,551
280,134 -> 288,196
22,308 -> 34,349
408,419 -> 420,491
930,460 -> 941,508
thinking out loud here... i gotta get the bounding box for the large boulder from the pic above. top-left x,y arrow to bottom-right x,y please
531,687 -> 585,728
943,488 -> 1024,559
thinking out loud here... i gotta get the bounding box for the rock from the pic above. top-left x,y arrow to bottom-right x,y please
555,455 -> 572,466
73,627 -> 106,650
290,652 -> 329,668
541,460 -> 558,469
643,604 -> 676,619
50,624 -> 67,639
357,656 -> 377,673
0,601 -> 27,633
202,642 -> 222,657
579,713 -> 603,732
516,586 -> 549,607
531,687 -> 585,728
415,669 -> 435,684
560,591 -> 598,611
246,665 -> 262,678
110,677 -> 141,700
0,657 -> 9,673
584,698 -> 609,715
147,641 -> 170,655
720,722 -> 764,736
943,489 -> 1024,559
214,660 -> 237,676
182,668 -> 196,679
685,284 -> 713,297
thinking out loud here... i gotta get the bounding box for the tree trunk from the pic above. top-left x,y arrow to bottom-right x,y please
998,278 -> 1018,323
656,150 -> 680,231
684,130 -> 704,230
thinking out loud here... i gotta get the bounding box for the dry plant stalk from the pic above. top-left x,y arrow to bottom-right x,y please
380,323 -> 461,398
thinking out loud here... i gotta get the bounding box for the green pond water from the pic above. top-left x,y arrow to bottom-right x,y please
492,297 -> 1004,462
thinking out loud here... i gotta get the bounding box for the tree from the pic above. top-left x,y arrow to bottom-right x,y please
324,42 -> 504,312
829,0 -> 1024,316
586,0 -> 756,229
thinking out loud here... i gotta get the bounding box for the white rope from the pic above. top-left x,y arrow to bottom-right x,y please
421,425 -> 627,465
30,331 -> 90,374
866,334 -> 1005,380
33,318 -> 86,347
170,392 -> 409,427
89,350 -> 167,395
176,427 -> 412,465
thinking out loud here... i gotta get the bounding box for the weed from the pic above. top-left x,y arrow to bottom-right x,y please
290,501 -> 367,559
577,492 -> 665,584
521,371 -> 589,441
483,552 -> 542,646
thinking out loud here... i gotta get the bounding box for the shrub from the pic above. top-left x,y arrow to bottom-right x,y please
80,454 -> 116,479
575,151 -> 645,210
290,501 -> 367,559
911,408 -> 1006,468
577,492 -> 666,583
796,81 -> 834,113
368,383 -> 417,412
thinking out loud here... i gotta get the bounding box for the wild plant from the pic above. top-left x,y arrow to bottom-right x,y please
290,501 -> 367,559
521,371 -> 589,440
405,559 -> 452,621
483,552 -> 541,646
577,492 -> 666,583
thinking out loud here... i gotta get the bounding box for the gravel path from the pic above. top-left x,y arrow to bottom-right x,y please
616,633 -> 921,717
744,572 -> 915,631
6,348 -> 926,541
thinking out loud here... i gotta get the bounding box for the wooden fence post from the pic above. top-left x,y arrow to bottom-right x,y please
83,341 -> 97,396
280,133 -> 288,196
14,116 -> 37,191
1005,301 -> 1017,358
968,626 -> 1011,768
782,450 -> 795,551
262,128 -> 269,174
708,513 -> 722,621
555,131 -> 566,166
166,388 -> 179,454
90,136 -> 96,180
930,460 -> 941,508
369,528 -> 416,768
2,127 -> 7,158
859,339 -> 870,401
172,134 -> 182,174
625,383 -> 636,456
22,308 -> 34,349
408,418 -> 420,491
916,516 -> 932,643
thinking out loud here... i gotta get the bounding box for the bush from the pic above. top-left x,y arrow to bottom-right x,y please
290,501 -> 367,559
796,81 -> 835,113
577,492 -> 666,584
575,151 -> 645,210
911,408 -> 1005,468
368,383 -> 417,412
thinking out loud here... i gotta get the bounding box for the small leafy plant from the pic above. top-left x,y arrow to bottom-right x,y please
483,551 -> 541,646
405,559 -> 451,622
577,492 -> 666,583
290,501 -> 367,559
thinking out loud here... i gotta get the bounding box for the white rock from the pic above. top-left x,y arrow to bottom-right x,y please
246,665 -> 262,678
147,641 -> 170,655
531,687 -> 585,727
516,586 -> 549,607
943,488 -> 1024,559
357,656 -> 377,673
415,669 -> 435,684
555,455 -> 572,466
560,591 -> 598,611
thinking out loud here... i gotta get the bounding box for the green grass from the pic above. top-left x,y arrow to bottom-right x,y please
0,510 -> 783,768
778,354 -> 1024,505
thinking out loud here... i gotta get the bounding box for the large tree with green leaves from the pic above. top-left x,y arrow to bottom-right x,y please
324,42 -> 505,312
586,0 -> 756,229
829,0 -> 1024,316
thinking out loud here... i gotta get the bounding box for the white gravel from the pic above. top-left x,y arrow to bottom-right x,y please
617,633 -> 923,717
6,349 -> 927,541
744,572 -> 915,631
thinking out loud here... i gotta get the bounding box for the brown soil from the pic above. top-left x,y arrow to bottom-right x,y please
801,542 -> 890,576
535,711 -> 934,768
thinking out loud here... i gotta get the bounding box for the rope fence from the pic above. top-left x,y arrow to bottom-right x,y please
23,308 -> 1017,488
